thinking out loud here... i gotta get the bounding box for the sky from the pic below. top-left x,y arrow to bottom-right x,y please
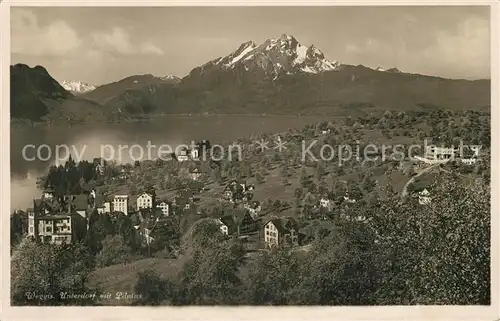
11,6 -> 491,84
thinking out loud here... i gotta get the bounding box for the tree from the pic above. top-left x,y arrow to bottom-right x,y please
294,187 -> 303,200
112,213 -> 140,251
318,179 -> 329,196
149,219 -> 181,255
292,221 -> 382,305
96,235 -> 134,268
179,222 -> 245,304
272,200 -> 283,213
244,248 -> 301,304
11,211 -> 27,249
316,162 -> 325,180
255,172 -> 264,184
361,176 -> 375,193
368,177 -> 490,304
301,192 -> 317,219
280,164 -> 290,178
11,239 -> 96,306
134,269 -> 177,305
300,168 -> 310,188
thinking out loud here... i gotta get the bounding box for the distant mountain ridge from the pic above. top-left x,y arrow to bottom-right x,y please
11,64 -> 107,122
10,34 -> 491,122
82,74 -> 181,104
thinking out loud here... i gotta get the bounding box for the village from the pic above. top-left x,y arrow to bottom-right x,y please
10,108 -> 491,307
19,132 -> 482,254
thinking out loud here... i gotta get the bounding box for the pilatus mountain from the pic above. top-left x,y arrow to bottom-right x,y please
189,34 -> 340,80
11,34 -> 490,122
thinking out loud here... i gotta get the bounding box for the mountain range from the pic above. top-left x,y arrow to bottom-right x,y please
11,34 -> 491,122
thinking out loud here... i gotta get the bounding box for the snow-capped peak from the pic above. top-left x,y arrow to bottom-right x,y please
214,41 -> 257,67
60,80 -> 96,94
207,34 -> 339,78
159,75 -> 181,82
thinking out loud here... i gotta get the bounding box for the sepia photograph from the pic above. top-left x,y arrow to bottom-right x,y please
3,1 -> 498,316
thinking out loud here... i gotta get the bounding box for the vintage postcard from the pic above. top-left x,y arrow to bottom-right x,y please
2,1 -> 499,320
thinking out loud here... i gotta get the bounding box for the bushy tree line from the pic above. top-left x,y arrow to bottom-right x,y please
133,176 -> 490,305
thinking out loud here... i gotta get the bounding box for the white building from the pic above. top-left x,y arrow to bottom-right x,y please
103,202 -> 111,214
425,146 -> 459,161
96,203 -> 105,214
156,201 -> 170,216
189,168 -> 202,181
176,148 -> 189,162
216,219 -> 229,235
43,191 -> 54,199
113,195 -> 129,215
263,218 -> 298,248
137,192 -> 154,211
418,189 -> 431,205
343,196 -> 356,204
461,158 -> 477,165
319,197 -> 334,211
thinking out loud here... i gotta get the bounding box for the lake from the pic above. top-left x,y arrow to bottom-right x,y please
10,115 -> 329,210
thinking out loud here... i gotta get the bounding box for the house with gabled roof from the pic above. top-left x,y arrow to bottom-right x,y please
263,217 -> 299,248
189,166 -> 202,181
93,195 -> 107,214
156,200 -> 170,216
66,194 -> 89,218
217,216 -> 237,236
220,208 -> 258,236
137,191 -> 154,211
27,209 -> 86,245
416,188 -> 432,205
319,195 -> 334,211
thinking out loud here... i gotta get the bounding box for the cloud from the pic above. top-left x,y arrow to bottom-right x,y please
12,10 -> 164,58
91,27 -> 164,56
342,15 -> 489,79
422,17 -> 489,77
140,43 -> 164,55
11,9 -> 82,56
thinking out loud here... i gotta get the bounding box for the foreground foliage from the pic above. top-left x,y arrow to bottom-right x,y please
134,176 -> 490,305
11,240 -> 97,305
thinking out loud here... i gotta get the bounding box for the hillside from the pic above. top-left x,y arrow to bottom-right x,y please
82,74 -> 181,105
10,64 -> 108,122
103,64 -> 490,116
